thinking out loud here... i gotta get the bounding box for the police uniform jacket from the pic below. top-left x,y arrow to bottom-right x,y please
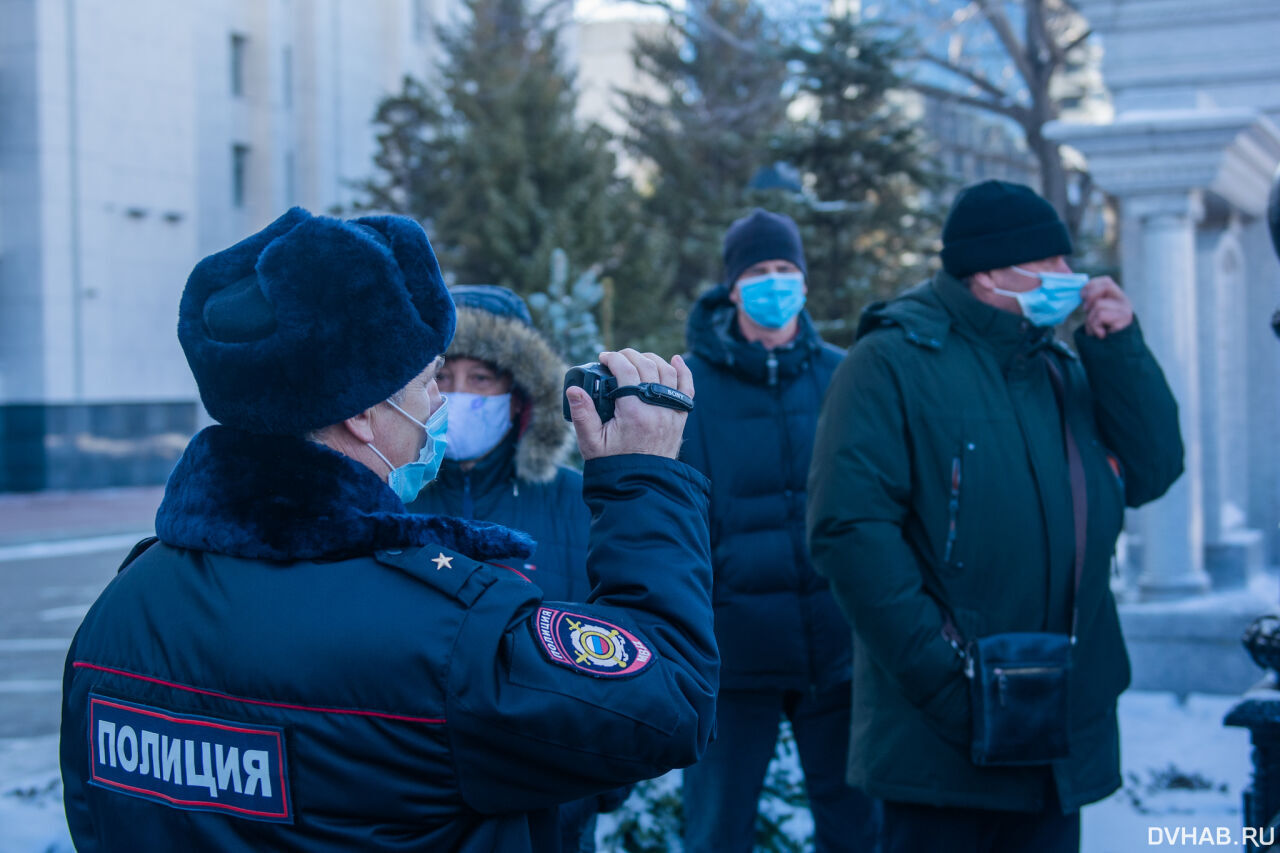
61,425 -> 717,851
679,284 -> 851,693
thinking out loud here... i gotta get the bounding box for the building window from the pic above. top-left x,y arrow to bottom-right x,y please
232,144 -> 250,208
282,46 -> 292,109
230,33 -> 247,97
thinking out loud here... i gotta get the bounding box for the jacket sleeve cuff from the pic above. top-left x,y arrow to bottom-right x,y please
1073,316 -> 1147,360
583,454 -> 711,495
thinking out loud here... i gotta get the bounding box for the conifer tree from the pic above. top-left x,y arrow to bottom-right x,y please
357,0 -> 646,318
617,0 -> 789,351
773,14 -> 942,346
357,77 -> 446,218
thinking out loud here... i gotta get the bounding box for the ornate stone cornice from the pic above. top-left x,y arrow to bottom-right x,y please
1046,110 -> 1280,216
1125,190 -> 1205,225
1076,0 -> 1279,32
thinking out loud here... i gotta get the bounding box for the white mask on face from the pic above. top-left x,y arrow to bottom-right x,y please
444,392 -> 514,461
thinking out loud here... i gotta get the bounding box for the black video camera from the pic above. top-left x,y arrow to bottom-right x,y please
563,363 -> 619,422
562,362 -> 694,423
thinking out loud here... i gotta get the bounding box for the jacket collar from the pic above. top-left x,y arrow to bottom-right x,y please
933,271 -> 1054,365
155,426 -> 533,563
686,284 -> 823,383
434,430 -> 518,498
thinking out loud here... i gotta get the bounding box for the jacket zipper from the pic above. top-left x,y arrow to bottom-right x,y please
768,350 -> 810,684
943,455 -> 962,565
461,473 -> 473,519
994,665 -> 1059,707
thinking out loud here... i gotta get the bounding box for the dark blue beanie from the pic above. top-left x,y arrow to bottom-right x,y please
722,209 -> 807,286
178,207 -> 456,436
449,284 -> 533,327
940,180 -> 1073,278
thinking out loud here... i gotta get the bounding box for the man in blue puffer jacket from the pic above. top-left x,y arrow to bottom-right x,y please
679,209 -> 878,852
60,207 -> 716,852
410,284 -> 626,849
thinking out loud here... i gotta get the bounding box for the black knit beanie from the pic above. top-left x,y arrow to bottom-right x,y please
940,180 -> 1073,278
722,209 -> 807,286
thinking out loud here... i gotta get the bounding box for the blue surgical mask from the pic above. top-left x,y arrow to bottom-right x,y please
444,392 -> 514,461
994,266 -> 1089,327
367,396 -> 449,503
737,272 -> 806,329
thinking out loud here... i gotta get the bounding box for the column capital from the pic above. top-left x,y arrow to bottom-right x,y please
1125,190 -> 1205,226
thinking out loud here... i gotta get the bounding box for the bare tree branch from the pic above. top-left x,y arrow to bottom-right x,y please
624,0 -> 763,53
905,80 -> 1030,124
973,0 -> 1035,89
915,50 -> 1017,103
1058,27 -> 1093,58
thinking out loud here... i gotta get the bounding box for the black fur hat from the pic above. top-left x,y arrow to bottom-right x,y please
179,207 -> 455,435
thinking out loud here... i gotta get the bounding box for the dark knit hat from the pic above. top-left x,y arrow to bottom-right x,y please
450,284 -> 534,327
178,207 -> 455,436
722,208 -> 807,286
940,180 -> 1073,278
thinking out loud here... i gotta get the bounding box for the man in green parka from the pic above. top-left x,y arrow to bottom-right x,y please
806,180 -> 1183,853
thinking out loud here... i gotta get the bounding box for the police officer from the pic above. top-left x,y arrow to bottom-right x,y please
60,208 -> 716,851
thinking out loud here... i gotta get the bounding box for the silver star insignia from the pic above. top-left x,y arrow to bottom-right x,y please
432,552 -> 453,571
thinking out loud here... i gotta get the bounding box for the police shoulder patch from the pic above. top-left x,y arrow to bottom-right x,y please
530,607 -> 655,678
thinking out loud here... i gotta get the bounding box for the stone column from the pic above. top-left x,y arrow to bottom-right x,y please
1127,191 -> 1212,600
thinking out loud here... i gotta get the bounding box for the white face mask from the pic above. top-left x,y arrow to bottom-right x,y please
444,392 -> 514,461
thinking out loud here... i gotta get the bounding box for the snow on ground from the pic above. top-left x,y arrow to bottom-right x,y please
0,692 -> 1257,853
0,737 -> 71,853
1082,693 -> 1252,853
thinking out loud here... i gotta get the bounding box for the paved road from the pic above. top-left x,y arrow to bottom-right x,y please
0,536 -> 147,739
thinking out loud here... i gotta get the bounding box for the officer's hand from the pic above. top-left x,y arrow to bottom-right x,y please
567,350 -> 694,461
1080,276 -> 1134,339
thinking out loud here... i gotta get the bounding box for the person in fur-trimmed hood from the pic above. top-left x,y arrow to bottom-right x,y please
409,285 -> 626,850
411,285 -> 588,601
59,208 -> 717,853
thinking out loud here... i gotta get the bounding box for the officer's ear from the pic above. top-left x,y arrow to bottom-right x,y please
342,405 -> 378,445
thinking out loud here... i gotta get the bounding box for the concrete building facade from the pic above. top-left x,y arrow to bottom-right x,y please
0,0 -> 454,490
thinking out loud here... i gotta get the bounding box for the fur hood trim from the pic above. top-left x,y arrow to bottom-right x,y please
448,307 -> 574,483
155,426 -> 534,562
